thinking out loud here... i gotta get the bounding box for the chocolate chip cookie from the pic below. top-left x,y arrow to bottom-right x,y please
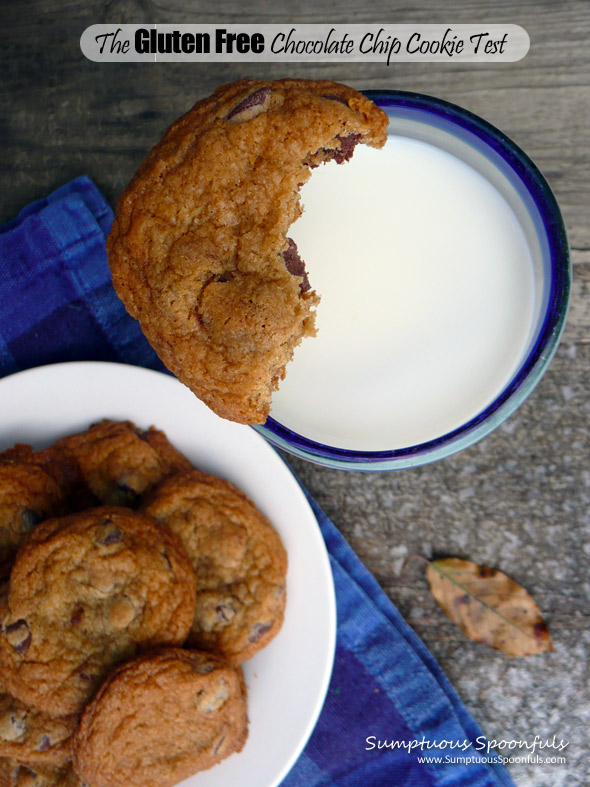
73,648 -> 248,787
0,683 -> 77,766
0,446 -> 77,579
142,470 -> 287,664
108,79 -> 388,423
53,419 -> 192,507
0,507 -> 196,715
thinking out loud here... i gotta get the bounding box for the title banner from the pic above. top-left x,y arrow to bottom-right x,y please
80,24 -> 530,65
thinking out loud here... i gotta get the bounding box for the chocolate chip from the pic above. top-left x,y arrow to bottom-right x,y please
216,604 -> 236,623
37,734 -> 51,752
79,671 -> 92,682
192,662 -> 214,675
227,87 -> 271,120
20,508 -> 42,534
5,619 -> 31,653
249,621 -> 272,644
305,132 -> 363,169
70,607 -> 84,626
321,93 -> 349,106
98,526 -> 123,546
332,133 -> 362,164
282,239 -> 311,293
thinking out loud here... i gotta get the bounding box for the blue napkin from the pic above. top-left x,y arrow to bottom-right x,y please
0,177 -> 514,787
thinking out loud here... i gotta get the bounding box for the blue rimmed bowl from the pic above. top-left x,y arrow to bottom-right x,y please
255,90 -> 570,471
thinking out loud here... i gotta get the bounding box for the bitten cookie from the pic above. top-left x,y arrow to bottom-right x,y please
0,683 -> 77,766
0,507 -> 196,715
142,470 -> 287,664
73,648 -> 248,787
53,419 -> 192,507
108,79 -> 388,423
0,445 -> 77,579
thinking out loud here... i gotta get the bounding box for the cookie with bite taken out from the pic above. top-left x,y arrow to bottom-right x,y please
108,78 -> 388,423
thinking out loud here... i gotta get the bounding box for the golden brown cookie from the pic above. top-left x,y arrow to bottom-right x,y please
52,419 -> 192,507
142,470 -> 287,664
0,759 -> 80,787
108,78 -> 388,424
0,445 -> 78,579
0,683 -> 77,767
73,648 -> 248,787
0,507 -> 196,715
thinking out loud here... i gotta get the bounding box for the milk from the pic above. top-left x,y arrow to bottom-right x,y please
269,136 -> 536,451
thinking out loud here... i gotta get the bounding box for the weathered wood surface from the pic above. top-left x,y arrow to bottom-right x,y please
1,2 -> 588,785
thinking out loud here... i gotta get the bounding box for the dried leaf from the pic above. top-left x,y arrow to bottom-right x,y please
426,557 -> 553,657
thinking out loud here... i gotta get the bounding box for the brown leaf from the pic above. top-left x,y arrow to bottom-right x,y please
426,558 -> 553,657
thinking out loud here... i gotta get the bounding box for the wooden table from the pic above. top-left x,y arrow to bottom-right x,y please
1,2 -> 588,785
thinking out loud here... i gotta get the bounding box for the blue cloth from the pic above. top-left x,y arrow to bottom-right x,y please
0,177 -> 514,787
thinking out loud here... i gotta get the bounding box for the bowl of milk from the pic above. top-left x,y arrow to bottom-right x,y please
256,90 -> 570,470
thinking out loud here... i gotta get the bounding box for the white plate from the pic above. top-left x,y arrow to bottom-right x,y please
0,361 -> 336,787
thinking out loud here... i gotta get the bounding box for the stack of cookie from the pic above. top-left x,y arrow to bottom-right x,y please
0,420 -> 287,786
